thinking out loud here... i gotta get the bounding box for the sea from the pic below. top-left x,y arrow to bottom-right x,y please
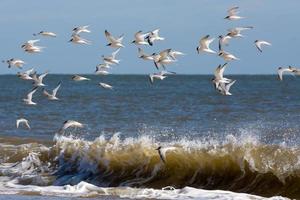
0,74 -> 299,200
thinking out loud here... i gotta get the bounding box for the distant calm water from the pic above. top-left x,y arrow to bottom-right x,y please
0,74 -> 299,199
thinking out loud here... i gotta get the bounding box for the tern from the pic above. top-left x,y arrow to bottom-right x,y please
2,58 -> 25,69
59,120 -> 84,132
277,66 -> 295,81
196,35 -> 216,54
218,50 -> 239,61
43,81 -> 61,100
149,73 -> 167,84
105,30 -> 125,48
23,87 -> 38,105
138,48 -> 155,61
218,80 -> 237,96
155,146 -> 176,163
16,118 -> 31,129
32,71 -> 48,87
254,40 -> 271,52
225,6 -> 244,20
69,34 -> 91,45
132,31 -> 150,45
99,82 -> 113,90
72,25 -> 90,34
227,26 -> 253,38
218,35 -> 232,51
212,63 -> 232,89
102,48 -> 121,65
33,31 -> 57,37
72,75 -> 90,81
17,68 -> 35,80
146,29 -> 164,46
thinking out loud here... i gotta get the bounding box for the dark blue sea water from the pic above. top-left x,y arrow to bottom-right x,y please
0,74 -> 299,144
1,74 -> 300,199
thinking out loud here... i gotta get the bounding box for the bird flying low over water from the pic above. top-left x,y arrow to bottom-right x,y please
72,75 -> 90,81
32,71 -> 48,87
225,6 -> 244,20
146,29 -> 164,46
95,64 -> 110,75
149,70 -> 175,84
218,50 -> 239,61
277,66 -> 295,81
132,31 -> 150,45
197,35 -> 216,54
212,63 -> 236,96
102,48 -> 121,65
43,81 -> 61,100
59,120 -> 84,132
16,118 -> 31,129
72,25 -> 91,34
155,146 -> 176,164
105,30 -> 125,48
99,82 -> 113,90
23,87 -> 38,105
254,40 -> 271,52
217,80 -> 237,96
17,68 -> 35,80
2,58 -> 25,69
33,31 -> 57,37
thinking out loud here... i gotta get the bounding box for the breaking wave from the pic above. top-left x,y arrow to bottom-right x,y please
0,133 -> 297,199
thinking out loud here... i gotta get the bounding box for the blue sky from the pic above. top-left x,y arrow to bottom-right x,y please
0,0 -> 299,74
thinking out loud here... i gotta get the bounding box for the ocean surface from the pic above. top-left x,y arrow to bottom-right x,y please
0,74 -> 299,200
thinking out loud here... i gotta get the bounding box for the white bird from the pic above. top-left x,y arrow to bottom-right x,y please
95,69 -> 110,75
218,35 -> 232,51
24,46 -> 44,53
69,34 -> 91,45
102,48 -> 121,65
212,63 -> 232,89
21,39 -> 40,49
227,26 -> 253,38
138,48 -> 155,61
32,71 -> 48,87
146,29 -> 164,46
96,63 -> 111,69
277,66 -> 295,81
17,68 -> 35,80
168,50 -> 185,60
21,39 -> 44,53
72,75 -> 90,81
218,80 -> 237,96
155,146 -> 176,163
254,40 -> 271,53
23,87 -> 38,105
59,120 -> 84,132
153,49 -> 177,70
225,6 -> 244,20
2,58 -> 25,69
33,31 -> 57,37
196,35 -> 216,54
16,118 -> 31,129
43,81 -> 61,100
99,82 -> 113,90
218,50 -> 239,61
105,30 -> 124,48
72,25 -> 90,34
132,31 -> 150,45
149,73 -> 167,84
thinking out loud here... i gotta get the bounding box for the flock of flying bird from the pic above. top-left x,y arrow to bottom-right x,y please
2,6 -> 298,163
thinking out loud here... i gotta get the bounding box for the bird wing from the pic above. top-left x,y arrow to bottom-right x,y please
52,82 -> 61,97
105,30 -> 118,43
27,87 -> 38,101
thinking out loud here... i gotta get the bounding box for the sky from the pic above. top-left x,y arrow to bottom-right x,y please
0,0 -> 299,74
